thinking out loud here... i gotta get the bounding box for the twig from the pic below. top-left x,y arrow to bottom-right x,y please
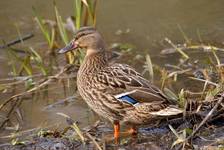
0,65 -> 73,129
0,127 -> 40,139
175,92 -> 223,150
164,37 -> 189,59
168,68 -> 192,78
186,93 -> 224,140
160,44 -> 224,55
43,95 -> 76,110
0,123 -> 59,140
0,74 -> 43,82
0,64 -> 73,111
0,97 -> 21,129
86,132 -> 103,150
57,112 -> 85,144
0,33 -> 34,49
189,77 -> 219,87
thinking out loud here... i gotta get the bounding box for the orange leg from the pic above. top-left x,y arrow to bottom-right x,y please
113,121 -> 120,144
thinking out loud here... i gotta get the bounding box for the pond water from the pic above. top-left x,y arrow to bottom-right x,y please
0,0 -> 224,136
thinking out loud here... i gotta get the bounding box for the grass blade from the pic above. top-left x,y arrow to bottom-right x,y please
14,23 -> 24,45
20,56 -> 33,76
145,54 -> 154,82
50,27 -> 56,49
29,47 -> 48,76
211,47 -> 221,67
164,88 -> 178,101
57,113 -> 85,144
32,7 -> 51,46
165,37 -> 189,59
87,0 -> 97,26
54,3 -> 69,45
177,24 -> 191,45
74,0 -> 82,29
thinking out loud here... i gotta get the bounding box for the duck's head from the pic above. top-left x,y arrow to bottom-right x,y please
59,27 -> 106,55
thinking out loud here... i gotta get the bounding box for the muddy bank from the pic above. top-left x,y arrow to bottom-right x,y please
1,112 -> 224,150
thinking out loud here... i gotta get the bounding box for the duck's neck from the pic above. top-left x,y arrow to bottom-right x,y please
79,51 -> 108,74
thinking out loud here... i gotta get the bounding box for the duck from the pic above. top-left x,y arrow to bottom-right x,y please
59,26 -> 183,143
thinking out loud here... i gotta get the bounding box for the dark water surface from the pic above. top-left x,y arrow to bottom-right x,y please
0,0 -> 224,134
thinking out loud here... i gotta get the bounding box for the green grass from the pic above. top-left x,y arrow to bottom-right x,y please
33,0 -> 97,64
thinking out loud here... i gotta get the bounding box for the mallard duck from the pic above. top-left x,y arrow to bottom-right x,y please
59,27 -> 183,142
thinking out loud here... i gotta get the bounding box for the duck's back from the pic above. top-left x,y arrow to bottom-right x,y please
76,51 -> 182,124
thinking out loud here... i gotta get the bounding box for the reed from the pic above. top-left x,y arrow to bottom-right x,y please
33,0 -> 98,64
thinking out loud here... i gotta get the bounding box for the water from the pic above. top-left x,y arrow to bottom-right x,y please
0,0 -> 224,134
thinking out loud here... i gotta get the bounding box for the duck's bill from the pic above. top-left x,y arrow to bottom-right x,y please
58,42 -> 78,54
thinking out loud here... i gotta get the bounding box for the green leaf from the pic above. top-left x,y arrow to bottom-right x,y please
87,0 -> 97,26
54,3 -> 69,45
50,27 -> 55,49
74,0 -> 82,29
32,7 -> 51,46
178,89 -> 186,108
21,56 -> 33,75
29,47 -> 48,76
25,78 -> 35,90
29,47 -> 42,63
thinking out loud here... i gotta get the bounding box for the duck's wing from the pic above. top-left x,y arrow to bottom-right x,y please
96,63 -> 169,106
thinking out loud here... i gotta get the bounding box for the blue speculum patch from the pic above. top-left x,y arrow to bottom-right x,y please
118,95 -> 138,105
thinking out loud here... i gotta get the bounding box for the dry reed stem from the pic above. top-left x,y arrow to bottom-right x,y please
0,64 -> 73,111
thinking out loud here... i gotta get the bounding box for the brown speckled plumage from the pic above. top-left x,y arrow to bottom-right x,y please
59,27 -> 183,141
